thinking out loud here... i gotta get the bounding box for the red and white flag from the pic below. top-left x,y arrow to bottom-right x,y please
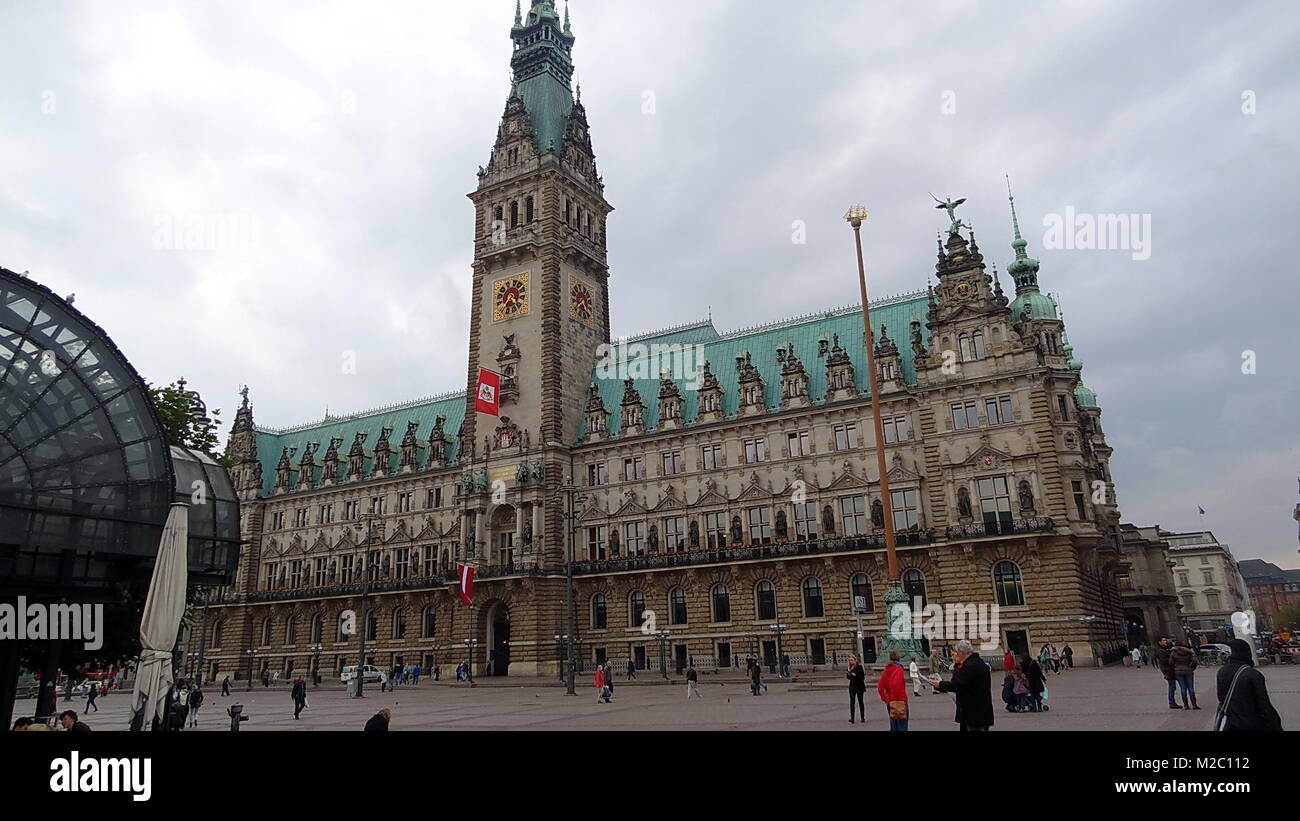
474,368 -> 500,416
457,564 -> 475,606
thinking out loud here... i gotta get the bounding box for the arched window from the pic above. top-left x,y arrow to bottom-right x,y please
972,330 -> 985,359
591,593 -> 608,629
902,569 -> 927,607
711,584 -> 731,623
364,609 -> 378,641
310,613 -> 323,644
525,196 -> 534,223
391,607 -> 406,640
993,560 -> 1025,606
422,606 -> 437,638
509,201 -> 519,228
850,573 -> 873,613
629,591 -> 646,627
802,577 -> 824,617
259,617 -> 273,647
336,612 -> 349,642
493,205 -> 503,227
210,619 -> 224,648
285,614 -> 298,645
959,333 -> 974,361
669,587 -> 688,625
755,580 -> 776,621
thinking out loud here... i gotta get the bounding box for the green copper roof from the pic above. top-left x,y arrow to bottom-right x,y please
253,391 -> 466,497
583,293 -> 930,441
1008,290 -> 1058,321
510,1 -> 576,154
1073,379 -> 1098,408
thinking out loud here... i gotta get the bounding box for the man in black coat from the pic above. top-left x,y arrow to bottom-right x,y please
931,640 -> 994,731
1021,653 -> 1047,712
291,677 -> 308,719
363,708 -> 391,732
1216,639 -> 1282,731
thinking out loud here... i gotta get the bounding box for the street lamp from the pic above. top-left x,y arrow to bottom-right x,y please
430,643 -> 444,681
464,638 -> 479,685
554,634 -> 568,682
554,479 -> 586,696
770,623 -> 788,676
310,643 -> 322,686
655,629 -> 671,679
352,513 -> 380,698
244,649 -> 256,691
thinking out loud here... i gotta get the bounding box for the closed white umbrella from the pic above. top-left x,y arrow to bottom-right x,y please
129,502 -> 189,731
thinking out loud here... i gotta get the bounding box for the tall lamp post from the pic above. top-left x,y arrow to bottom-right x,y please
655,629 -> 670,679
770,623 -> 788,676
244,649 -> 256,692
309,643 -> 322,686
846,205 -> 924,664
352,513 -> 379,698
464,638 -> 479,685
555,479 -> 586,696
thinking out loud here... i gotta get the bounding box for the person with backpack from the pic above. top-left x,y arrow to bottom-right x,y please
876,651 -> 909,731
186,685 -> 204,727
1215,639 -> 1282,731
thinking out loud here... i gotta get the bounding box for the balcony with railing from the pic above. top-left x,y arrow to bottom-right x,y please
944,516 -> 1057,540
244,563 -> 547,603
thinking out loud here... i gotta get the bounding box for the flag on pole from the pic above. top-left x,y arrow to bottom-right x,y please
474,368 -> 500,416
457,564 -> 475,606
1197,506 -> 1206,516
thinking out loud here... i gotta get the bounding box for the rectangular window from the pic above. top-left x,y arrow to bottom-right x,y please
271,511 -> 284,530
426,487 -> 442,509
977,476 -> 1013,534
984,395 -> 1014,425
890,488 -> 920,530
397,492 -> 413,513
793,502 -> 818,540
747,507 -> 771,544
314,557 -> 328,587
587,526 -> 607,561
1202,570 -> 1214,585
1116,573 -> 1132,591
344,500 -> 358,520
1178,571 -> 1189,586
370,495 -> 386,515
289,560 -> 304,588
839,496 -> 867,536
319,504 -> 334,524
1072,480 -> 1087,520
705,512 -> 728,548
587,462 -> 607,486
294,508 -> 308,527
1058,395 -> 1071,421
701,444 -> 723,471
264,562 -> 278,590
624,521 -> 644,556
394,547 -> 410,580
1200,556 -> 1210,566
423,548 -> 437,577
787,431 -> 810,457
950,401 -> 978,430
743,438 -> 766,464
664,517 -> 686,550
623,457 -> 645,481
340,554 -> 354,585
1205,593 -> 1221,610
882,416 -> 910,444
661,451 -> 684,476
833,424 -> 860,450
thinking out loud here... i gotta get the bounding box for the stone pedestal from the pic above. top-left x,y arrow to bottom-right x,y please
880,583 -> 927,664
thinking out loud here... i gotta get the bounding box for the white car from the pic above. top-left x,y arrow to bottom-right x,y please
340,665 -> 383,683
1198,643 -> 1231,660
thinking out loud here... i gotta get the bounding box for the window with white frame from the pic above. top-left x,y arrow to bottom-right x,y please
587,525 -> 607,561
747,507 -> 771,543
984,395 -> 1014,425
664,517 -> 686,550
833,424 -> 860,450
661,451 -> 684,476
787,430 -> 810,457
587,462 -> 607,486
705,512 -> 728,547
624,521 -> 644,555
839,496 -> 867,536
951,401 -> 979,430
623,457 -> 645,481
700,444 -> 722,470
882,416 -> 909,443
793,502 -> 818,539
743,438 -> 766,464
890,488 -> 921,530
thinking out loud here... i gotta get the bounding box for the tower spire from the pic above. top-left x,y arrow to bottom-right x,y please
1004,177 -> 1057,321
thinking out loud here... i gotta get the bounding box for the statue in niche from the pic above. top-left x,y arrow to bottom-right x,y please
957,487 -> 974,520
688,520 -> 700,549
730,516 -> 743,544
871,499 -> 885,529
822,505 -> 836,536
522,520 -> 533,547
1018,480 -> 1036,513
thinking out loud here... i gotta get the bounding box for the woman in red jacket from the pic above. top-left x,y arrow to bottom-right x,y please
594,664 -> 610,704
876,650 -> 910,731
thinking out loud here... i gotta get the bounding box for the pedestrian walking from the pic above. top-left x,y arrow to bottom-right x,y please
876,651 -> 909,731
1215,639 -> 1282,731
1049,643 -> 1061,674
780,653 -> 790,678
627,657 -> 637,680
1130,646 -> 1142,668
1021,653 -> 1047,712
379,670 -> 388,693
686,663 -> 703,699
750,660 -> 765,696
291,676 -> 308,719
1061,644 -> 1073,670
187,685 -> 204,727
221,676 -> 231,697
929,639 -> 994,731
1169,640 -> 1200,709
594,664 -> 611,703
846,655 -> 866,723
909,657 -> 922,695
84,684 -> 99,713
605,663 -> 615,700
363,708 -> 391,731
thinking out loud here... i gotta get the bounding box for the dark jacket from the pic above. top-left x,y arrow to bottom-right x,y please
187,689 -> 204,708
936,652 -> 994,729
750,665 -> 762,684
291,681 -> 306,701
1022,657 -> 1046,694
686,667 -> 698,682
1154,645 -> 1173,679
68,721 -> 92,732
1216,658 -> 1282,732
1169,645 -> 1198,677
363,711 -> 389,732
847,664 -> 866,694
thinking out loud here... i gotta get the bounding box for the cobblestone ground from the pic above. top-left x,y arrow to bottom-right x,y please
15,664 -> 1299,731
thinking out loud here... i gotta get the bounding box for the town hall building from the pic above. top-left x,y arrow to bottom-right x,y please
204,1 -> 1129,682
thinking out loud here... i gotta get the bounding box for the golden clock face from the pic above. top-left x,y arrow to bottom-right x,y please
570,277 -> 595,324
492,273 -> 529,321
956,282 -> 972,297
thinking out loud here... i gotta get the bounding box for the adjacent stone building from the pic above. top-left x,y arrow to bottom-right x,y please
1165,529 -> 1250,642
203,2 -> 1129,682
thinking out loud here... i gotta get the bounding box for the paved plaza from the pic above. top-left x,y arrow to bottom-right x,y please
17,663 -> 1299,731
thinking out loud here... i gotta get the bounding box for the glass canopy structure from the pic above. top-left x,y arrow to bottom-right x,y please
0,266 -> 238,598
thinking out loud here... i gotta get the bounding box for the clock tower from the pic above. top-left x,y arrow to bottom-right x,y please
463,0 -> 612,453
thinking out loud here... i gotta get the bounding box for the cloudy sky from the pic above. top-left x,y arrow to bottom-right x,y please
2,1 -> 1297,566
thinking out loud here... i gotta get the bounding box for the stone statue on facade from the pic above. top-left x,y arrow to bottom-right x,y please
957,487 -> 974,520
931,193 -> 968,236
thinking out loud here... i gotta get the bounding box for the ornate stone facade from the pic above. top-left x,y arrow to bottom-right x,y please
201,3 -> 1128,684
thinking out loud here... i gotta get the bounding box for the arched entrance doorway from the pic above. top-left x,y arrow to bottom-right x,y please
484,601 -> 511,677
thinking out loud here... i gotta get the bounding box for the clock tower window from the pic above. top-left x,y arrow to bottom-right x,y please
510,201 -> 519,228
525,196 -> 534,223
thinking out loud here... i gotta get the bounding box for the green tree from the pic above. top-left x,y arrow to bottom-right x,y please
1276,601 -> 1300,632
147,377 -> 221,454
